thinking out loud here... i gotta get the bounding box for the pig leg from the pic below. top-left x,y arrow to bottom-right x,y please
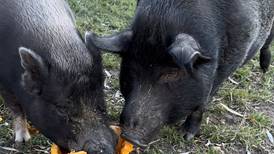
14,115 -> 31,142
260,27 -> 273,73
1,90 -> 31,143
181,109 -> 203,141
260,48 -> 271,73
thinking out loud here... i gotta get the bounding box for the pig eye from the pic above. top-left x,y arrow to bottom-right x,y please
159,69 -> 184,83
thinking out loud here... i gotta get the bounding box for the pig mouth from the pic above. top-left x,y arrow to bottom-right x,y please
121,129 -> 148,148
82,139 -> 115,154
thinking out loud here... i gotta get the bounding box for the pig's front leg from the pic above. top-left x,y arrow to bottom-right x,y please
1,90 -> 31,143
14,115 -> 31,143
180,108 -> 204,141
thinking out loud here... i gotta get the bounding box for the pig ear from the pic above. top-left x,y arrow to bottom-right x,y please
19,47 -> 47,95
84,30 -> 133,53
168,34 -> 211,74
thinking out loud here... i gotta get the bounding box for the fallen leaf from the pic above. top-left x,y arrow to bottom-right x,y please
104,69 -> 112,77
266,130 -> 274,144
27,124 -> 40,135
115,91 -> 122,98
246,145 -> 251,154
219,103 -> 244,118
212,146 -> 225,154
0,146 -> 19,152
228,77 -> 239,85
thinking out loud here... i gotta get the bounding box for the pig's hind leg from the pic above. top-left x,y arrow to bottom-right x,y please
180,109 -> 203,141
260,27 -> 273,73
1,90 -> 31,143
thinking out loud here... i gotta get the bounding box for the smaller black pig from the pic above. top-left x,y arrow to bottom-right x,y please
0,0 -> 116,153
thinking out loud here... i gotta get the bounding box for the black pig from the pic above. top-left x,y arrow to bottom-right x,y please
0,0 -> 117,153
85,0 -> 274,148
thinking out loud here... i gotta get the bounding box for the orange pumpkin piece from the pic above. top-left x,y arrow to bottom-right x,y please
110,125 -> 134,154
117,139 -> 134,154
51,144 -> 63,154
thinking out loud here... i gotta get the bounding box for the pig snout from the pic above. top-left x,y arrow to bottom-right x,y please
120,97 -> 168,148
120,110 -> 164,148
82,139 -> 116,154
121,130 -> 148,148
82,127 -> 117,154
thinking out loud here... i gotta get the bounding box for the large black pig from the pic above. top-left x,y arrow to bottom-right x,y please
86,0 -> 274,148
0,0 -> 117,153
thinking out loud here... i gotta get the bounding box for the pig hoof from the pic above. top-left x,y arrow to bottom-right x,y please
15,129 -> 31,143
183,133 -> 195,141
14,116 -> 31,143
260,49 -> 271,73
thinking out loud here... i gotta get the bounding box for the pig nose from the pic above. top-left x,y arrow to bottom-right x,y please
121,131 -> 148,148
83,140 -> 115,154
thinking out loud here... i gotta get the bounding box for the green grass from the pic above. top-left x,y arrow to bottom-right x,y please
103,53 -> 121,70
0,0 -> 274,153
68,0 -> 136,33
